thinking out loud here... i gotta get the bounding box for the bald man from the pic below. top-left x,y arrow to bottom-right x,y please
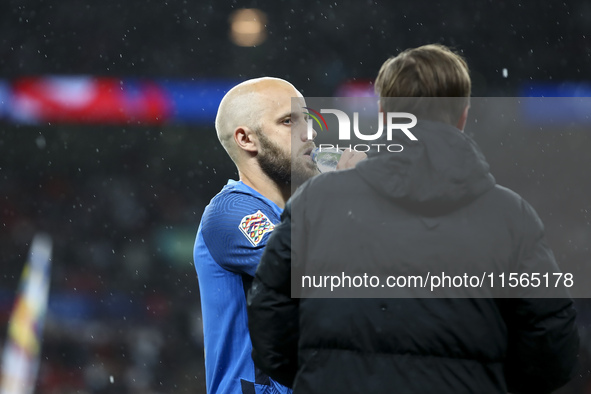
193,77 -> 364,394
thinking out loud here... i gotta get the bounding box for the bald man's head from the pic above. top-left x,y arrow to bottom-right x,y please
215,77 -> 300,163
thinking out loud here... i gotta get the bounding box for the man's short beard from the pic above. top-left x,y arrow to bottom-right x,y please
256,129 -> 292,187
255,129 -> 316,190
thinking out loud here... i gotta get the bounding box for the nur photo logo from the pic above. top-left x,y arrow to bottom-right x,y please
304,108 -> 418,153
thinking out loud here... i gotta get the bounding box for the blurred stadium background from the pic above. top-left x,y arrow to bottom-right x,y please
0,0 -> 590,393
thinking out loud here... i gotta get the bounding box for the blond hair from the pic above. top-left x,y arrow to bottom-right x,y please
375,44 -> 471,124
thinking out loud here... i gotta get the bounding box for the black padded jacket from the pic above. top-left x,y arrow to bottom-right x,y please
247,121 -> 579,394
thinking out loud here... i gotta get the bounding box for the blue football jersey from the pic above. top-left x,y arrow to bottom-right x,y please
194,180 -> 291,394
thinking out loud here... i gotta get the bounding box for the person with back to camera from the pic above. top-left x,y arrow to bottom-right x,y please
246,45 -> 579,393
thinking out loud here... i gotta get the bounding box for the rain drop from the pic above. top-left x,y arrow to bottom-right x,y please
35,135 -> 46,149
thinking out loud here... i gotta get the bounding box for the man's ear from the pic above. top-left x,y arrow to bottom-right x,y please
456,106 -> 469,132
234,127 -> 258,154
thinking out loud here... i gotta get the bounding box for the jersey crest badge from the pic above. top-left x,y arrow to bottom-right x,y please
238,210 -> 275,246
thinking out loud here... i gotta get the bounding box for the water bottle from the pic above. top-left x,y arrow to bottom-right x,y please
311,147 -> 343,173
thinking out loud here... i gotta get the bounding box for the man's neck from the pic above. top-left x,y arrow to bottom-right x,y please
238,169 -> 290,210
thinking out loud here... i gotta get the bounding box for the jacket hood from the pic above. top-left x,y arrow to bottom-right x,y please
355,120 -> 495,215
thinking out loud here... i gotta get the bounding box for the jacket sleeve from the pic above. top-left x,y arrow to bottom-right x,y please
247,198 -> 299,388
500,199 -> 579,394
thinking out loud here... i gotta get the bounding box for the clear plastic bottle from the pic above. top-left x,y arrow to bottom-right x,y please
311,147 -> 343,173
